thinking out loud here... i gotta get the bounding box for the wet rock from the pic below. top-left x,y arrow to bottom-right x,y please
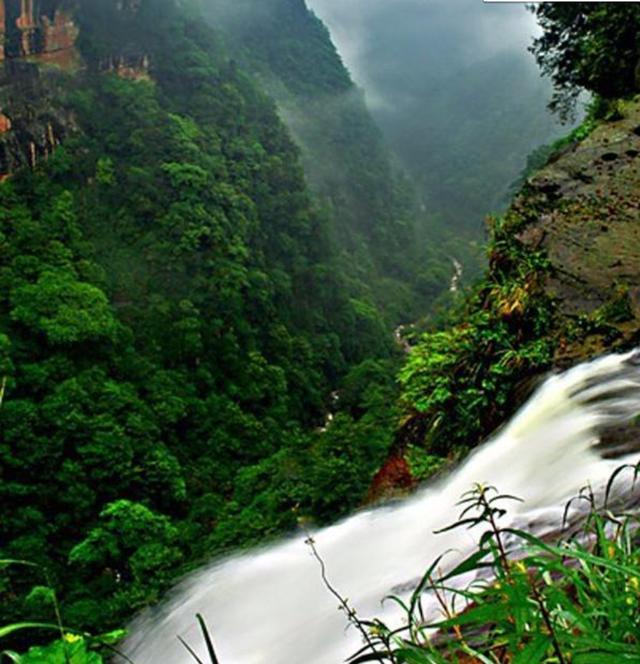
596,421 -> 640,459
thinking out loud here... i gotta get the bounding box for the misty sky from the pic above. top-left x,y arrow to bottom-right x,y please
306,0 -> 541,111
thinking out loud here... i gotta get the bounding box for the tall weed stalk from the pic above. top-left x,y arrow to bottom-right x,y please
346,470 -> 640,663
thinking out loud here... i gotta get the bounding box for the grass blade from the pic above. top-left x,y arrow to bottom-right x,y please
178,635 -> 205,664
196,614 -> 219,664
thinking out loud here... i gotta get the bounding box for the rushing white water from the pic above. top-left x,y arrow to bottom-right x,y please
122,350 -> 640,664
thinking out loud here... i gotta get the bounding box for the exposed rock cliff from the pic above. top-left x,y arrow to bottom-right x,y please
511,100 -> 640,362
0,0 -> 79,64
0,1 -> 152,180
0,1 -> 81,179
0,60 -> 75,178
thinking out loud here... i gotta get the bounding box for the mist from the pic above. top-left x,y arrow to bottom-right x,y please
306,0 -> 570,245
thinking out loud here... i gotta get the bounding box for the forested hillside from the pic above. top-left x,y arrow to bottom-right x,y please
6,1 -> 640,662
0,0 -> 405,645
200,0 -> 452,319
308,0 -> 570,286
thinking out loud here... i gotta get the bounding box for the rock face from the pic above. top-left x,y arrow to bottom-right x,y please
100,53 -> 150,81
0,0 -> 78,64
510,99 -> 640,363
0,62 -> 74,178
0,1 -> 80,180
367,455 -> 415,503
39,6 -> 79,66
0,111 -> 11,132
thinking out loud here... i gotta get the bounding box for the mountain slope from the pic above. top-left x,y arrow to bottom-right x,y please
201,0 -> 450,319
0,0 -> 400,636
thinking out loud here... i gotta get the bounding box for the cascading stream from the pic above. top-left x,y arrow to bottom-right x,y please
122,350 -> 640,664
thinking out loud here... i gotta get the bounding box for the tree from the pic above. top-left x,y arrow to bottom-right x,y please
11,270 -> 119,346
530,4 -> 640,119
68,500 -> 182,615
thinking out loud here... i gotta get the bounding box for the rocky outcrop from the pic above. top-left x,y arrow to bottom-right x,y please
0,0 -> 78,65
510,98 -> 640,363
0,60 -> 76,179
367,455 -> 415,503
0,2 -> 81,180
39,6 -> 79,66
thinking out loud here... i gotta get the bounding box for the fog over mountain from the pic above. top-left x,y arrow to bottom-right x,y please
307,0 -> 538,108
306,0 -> 571,258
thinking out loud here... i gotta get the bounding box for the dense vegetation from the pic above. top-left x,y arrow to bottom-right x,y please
0,0 -> 407,650
531,3 -> 640,119
200,0 -> 449,319
3,1 -> 640,662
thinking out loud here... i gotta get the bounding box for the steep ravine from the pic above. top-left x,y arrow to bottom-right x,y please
122,96 -> 640,662
3,2 -> 640,659
0,0 -> 411,640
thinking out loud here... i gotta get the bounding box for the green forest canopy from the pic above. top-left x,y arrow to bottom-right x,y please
1,0 -> 407,640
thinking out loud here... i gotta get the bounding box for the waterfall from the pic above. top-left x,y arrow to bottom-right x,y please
449,258 -> 463,293
122,350 -> 640,664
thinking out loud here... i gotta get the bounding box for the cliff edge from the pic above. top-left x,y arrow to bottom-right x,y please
515,99 -> 640,360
